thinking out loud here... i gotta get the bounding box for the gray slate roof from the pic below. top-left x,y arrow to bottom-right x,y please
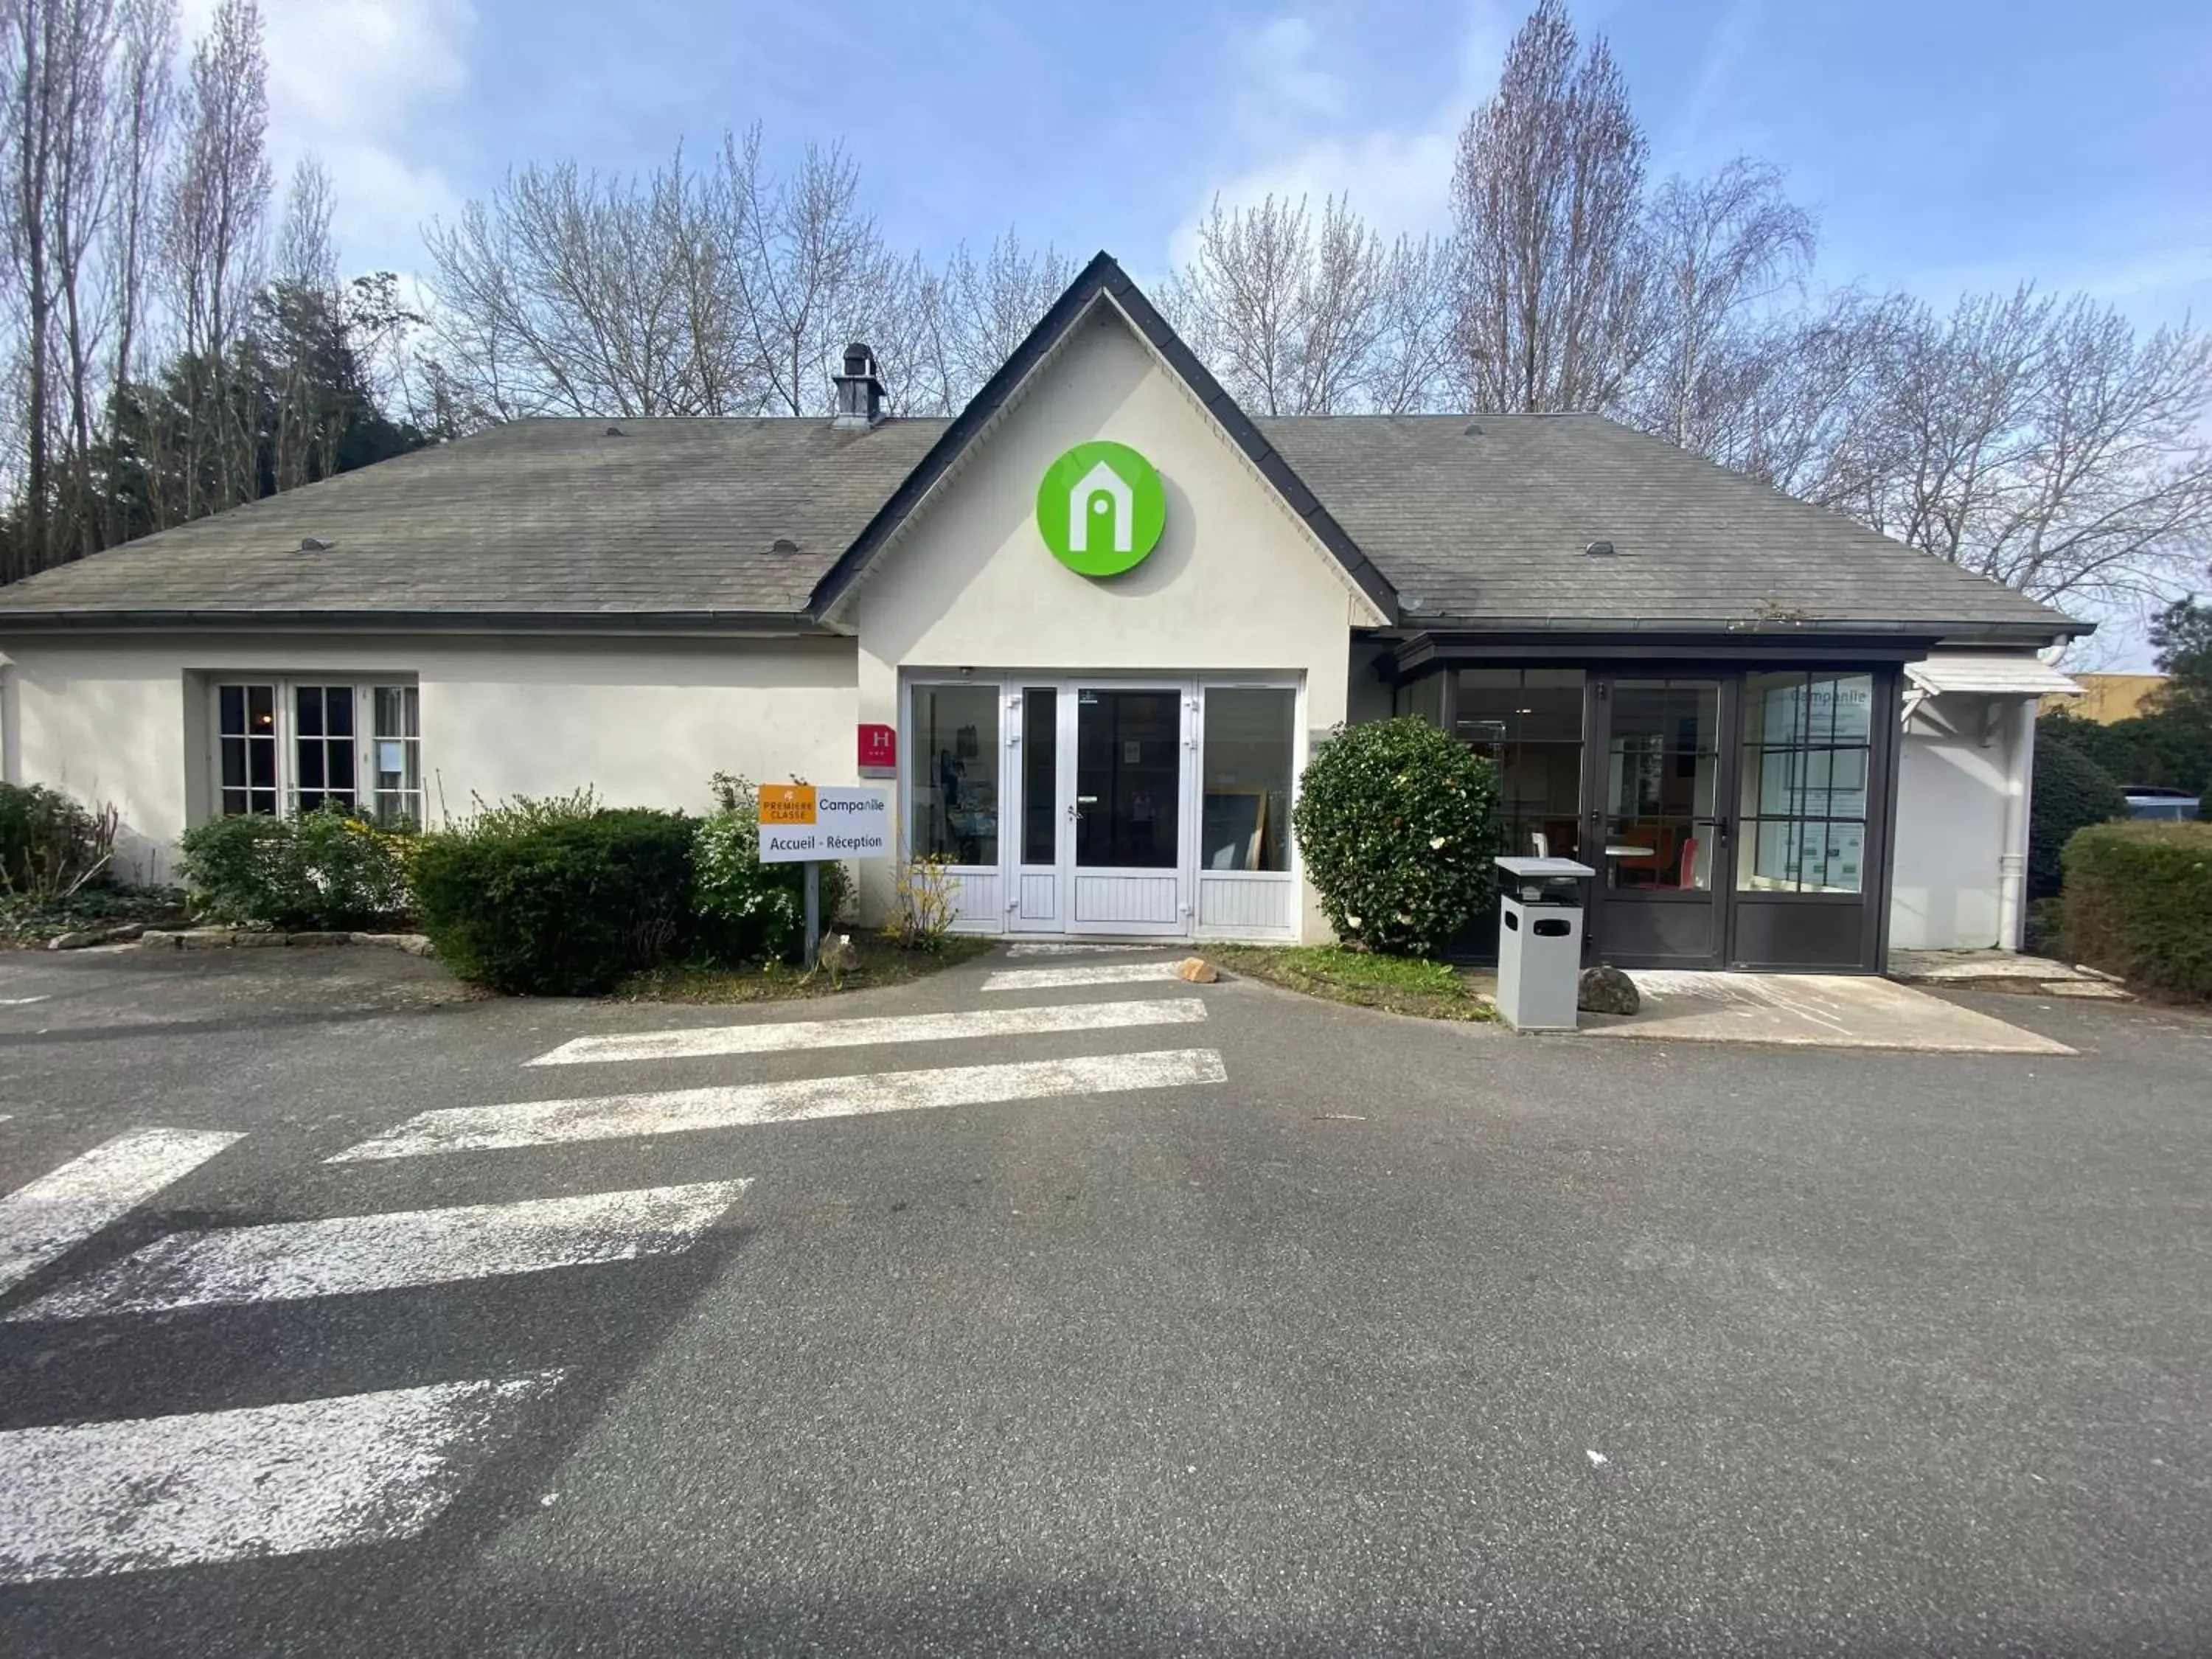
0,403 -> 2076,641
1257,412 -> 2070,635
0,417 -> 949,623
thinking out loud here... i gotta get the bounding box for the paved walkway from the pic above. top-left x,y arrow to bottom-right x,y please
1582,970 -> 2076,1054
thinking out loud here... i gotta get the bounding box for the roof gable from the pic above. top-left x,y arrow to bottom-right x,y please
808,251 -> 1397,625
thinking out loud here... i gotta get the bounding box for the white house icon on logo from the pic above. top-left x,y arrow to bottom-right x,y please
1068,459 -> 1134,554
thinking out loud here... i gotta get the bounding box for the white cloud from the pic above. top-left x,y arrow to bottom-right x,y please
1165,4 -> 1517,271
179,0 -> 474,271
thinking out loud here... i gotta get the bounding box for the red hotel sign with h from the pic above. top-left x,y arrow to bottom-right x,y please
857,723 -> 897,777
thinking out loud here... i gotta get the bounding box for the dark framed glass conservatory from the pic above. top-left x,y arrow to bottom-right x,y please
1392,650 -> 1905,973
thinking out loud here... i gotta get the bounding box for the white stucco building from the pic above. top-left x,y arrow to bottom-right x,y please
0,254 -> 2083,969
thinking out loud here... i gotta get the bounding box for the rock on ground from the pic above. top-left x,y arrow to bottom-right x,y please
1579,964 -> 1640,1015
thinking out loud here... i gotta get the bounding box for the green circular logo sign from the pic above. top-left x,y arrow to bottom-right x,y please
1035,441 -> 1166,577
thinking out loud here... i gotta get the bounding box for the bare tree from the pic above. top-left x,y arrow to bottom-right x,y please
1848,290 -> 2212,610
941,230 -> 1069,396
100,0 -> 173,540
1167,193 -> 1414,415
724,126 -> 900,418
1627,157 -> 1815,449
1450,0 -> 1650,412
267,153 -> 332,490
162,0 -> 268,517
1366,234 -> 1456,414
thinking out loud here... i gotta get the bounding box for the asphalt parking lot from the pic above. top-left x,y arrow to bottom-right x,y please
1,942 -> 2208,1658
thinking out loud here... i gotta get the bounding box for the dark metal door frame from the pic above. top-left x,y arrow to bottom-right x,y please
1582,672 -> 1742,970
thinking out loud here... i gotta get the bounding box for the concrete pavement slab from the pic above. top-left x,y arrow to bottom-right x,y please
1583,969 -> 2078,1053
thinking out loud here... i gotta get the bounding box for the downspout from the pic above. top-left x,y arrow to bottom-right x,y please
1996,697 -> 2037,952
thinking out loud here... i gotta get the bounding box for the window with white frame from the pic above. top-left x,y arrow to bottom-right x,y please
212,679 -> 422,823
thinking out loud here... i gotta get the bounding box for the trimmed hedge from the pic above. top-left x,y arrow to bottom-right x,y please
412,809 -> 697,995
177,808 -> 412,930
2060,821 -> 2212,1001
2028,735 -> 2127,900
1291,715 -> 1500,957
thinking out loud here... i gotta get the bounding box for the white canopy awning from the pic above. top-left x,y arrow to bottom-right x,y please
1905,653 -> 2081,698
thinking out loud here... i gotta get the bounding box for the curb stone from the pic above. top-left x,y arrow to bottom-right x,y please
138,926 -> 433,956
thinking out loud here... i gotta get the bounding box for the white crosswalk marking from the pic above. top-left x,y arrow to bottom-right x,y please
0,1373 -> 564,1582
1004,942 -> 1169,956
330,1048 -> 1228,1161
7,1180 -> 751,1322
0,1129 -> 244,1295
529,996 -> 1207,1066
982,961 -> 1186,992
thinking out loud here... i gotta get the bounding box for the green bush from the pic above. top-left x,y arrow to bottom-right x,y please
1291,714 -> 1500,956
2028,735 -> 2127,900
2040,708 -> 2212,807
2061,821 -> 2212,1000
411,807 -> 697,995
694,803 -> 849,964
176,807 -> 412,929
0,782 -> 117,898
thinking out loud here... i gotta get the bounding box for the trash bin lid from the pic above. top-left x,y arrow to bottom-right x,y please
1494,855 -> 1596,879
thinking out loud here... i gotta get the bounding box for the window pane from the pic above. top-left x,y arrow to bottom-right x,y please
1020,687 -> 1057,866
219,684 -> 245,734
369,687 -> 421,825
1453,669 -> 1586,863
325,688 -> 355,739
247,734 -> 276,790
1076,689 -> 1180,869
913,684 -> 999,866
296,743 -> 327,791
326,737 -> 357,801
295,686 -> 324,737
1738,673 -> 1874,893
1202,687 -> 1294,872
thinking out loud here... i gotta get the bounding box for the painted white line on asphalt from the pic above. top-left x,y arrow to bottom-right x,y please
7,1180 -> 751,1322
0,1372 -> 564,1582
330,1048 -> 1228,1161
528,996 -> 1208,1066
1004,942 -> 1169,956
0,1130 -> 244,1296
982,961 -> 1186,992
0,995 -> 49,1006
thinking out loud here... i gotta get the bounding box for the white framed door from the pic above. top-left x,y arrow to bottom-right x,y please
910,672 -> 1298,942
1006,684 -> 1064,932
1065,682 -> 1196,936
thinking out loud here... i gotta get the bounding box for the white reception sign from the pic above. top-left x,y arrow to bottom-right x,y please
757,785 -> 891,863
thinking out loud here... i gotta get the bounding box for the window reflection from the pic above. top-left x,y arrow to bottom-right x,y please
1737,672 -> 1874,894
913,684 -> 998,866
1201,688 -> 1294,872
1453,669 -> 1586,863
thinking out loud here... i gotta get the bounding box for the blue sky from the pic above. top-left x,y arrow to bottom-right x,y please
254,0 -> 2212,334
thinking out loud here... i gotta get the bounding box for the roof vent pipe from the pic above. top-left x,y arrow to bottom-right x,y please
1585,540 -> 1616,557
832,344 -> 886,429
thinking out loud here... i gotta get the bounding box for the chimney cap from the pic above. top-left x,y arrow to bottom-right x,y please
841,343 -> 877,376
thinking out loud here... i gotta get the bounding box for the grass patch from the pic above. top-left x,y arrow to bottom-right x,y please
615,933 -> 992,1004
1203,943 -> 1493,1020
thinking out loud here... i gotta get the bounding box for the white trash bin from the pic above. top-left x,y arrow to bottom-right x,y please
1494,856 -> 1596,1032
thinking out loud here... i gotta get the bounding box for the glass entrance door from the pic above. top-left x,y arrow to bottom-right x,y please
1589,676 -> 1735,966
1068,686 -> 1192,933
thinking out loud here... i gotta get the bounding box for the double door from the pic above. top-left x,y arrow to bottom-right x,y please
1008,683 -> 1196,937
1578,671 -> 1886,970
